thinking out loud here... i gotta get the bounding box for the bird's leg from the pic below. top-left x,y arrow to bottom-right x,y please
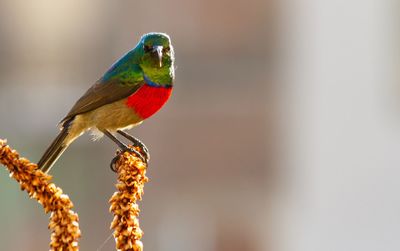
117,130 -> 150,161
102,130 -> 146,172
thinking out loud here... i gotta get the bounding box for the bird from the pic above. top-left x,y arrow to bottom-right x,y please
37,32 -> 175,173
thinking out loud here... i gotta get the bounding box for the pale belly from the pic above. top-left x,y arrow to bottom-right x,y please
87,98 -> 142,131
66,98 -> 142,142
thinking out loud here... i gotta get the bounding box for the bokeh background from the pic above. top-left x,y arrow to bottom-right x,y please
0,0 -> 278,250
1,0 -> 400,251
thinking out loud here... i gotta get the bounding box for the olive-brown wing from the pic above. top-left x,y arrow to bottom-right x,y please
60,79 -> 143,126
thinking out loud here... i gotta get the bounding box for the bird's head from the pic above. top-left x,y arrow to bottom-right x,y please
139,33 -> 174,75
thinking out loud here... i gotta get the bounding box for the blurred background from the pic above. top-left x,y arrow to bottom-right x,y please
0,0 -> 399,251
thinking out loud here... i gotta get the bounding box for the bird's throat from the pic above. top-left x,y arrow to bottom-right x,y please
143,74 -> 172,88
141,64 -> 174,86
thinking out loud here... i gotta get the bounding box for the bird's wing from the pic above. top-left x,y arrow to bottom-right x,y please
60,79 -> 144,126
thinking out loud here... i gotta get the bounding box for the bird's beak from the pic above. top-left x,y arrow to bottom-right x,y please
154,46 -> 163,67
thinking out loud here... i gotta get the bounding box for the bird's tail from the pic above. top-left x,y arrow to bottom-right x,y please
38,120 -> 72,173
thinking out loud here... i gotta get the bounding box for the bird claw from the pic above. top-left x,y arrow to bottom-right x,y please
109,146 -> 148,173
110,154 -> 120,172
123,146 -> 148,163
132,140 -> 150,161
116,130 -> 150,161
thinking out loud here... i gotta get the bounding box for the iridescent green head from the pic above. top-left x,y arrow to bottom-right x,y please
102,32 -> 174,85
138,33 -> 174,83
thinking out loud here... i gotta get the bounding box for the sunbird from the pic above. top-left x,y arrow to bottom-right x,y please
38,32 -> 175,173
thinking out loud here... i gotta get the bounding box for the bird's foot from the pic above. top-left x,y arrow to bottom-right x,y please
122,145 -> 147,163
117,130 -> 150,161
110,155 -> 119,172
131,138 -> 150,160
110,145 -> 148,172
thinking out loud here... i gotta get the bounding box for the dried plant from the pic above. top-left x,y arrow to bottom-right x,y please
0,139 -> 81,250
0,139 -> 149,251
109,150 -> 148,251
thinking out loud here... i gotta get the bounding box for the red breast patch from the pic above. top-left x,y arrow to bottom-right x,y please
126,85 -> 172,119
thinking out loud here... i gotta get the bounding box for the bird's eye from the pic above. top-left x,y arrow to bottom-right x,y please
143,45 -> 152,52
163,46 -> 170,53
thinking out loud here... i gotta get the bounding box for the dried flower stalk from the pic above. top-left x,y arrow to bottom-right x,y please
109,150 -> 148,251
0,139 -> 81,251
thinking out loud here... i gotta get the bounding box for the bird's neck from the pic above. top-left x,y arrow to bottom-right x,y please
142,66 -> 174,87
143,74 -> 172,88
